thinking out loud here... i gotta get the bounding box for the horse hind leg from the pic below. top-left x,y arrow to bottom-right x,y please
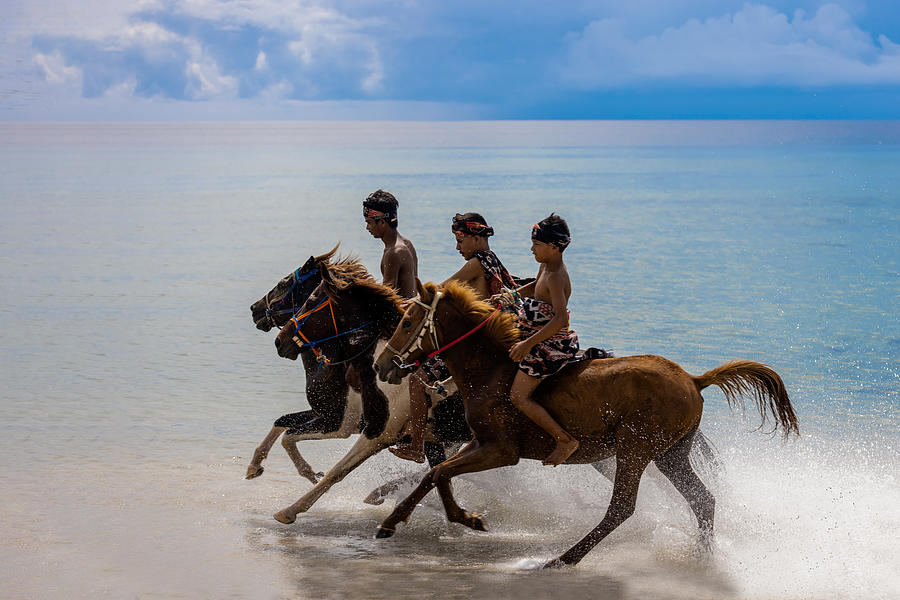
653,426 -> 716,551
547,442 -> 652,568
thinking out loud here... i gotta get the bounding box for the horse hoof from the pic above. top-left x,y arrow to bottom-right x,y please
273,510 -> 296,525
245,465 -> 264,480
363,491 -> 386,506
375,526 -> 396,539
471,515 -> 488,532
542,557 -> 567,570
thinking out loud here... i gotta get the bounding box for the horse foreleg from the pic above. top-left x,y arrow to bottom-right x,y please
375,469 -> 439,538
245,425 -> 287,479
548,450 -> 651,568
431,441 -> 519,532
281,432 -> 323,485
274,434 -> 388,524
363,441 -> 457,505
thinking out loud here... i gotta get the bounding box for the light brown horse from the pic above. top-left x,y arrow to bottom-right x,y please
374,279 -> 799,568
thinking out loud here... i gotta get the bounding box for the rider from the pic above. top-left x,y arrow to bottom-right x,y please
389,212 -> 518,463
363,190 -> 418,299
494,213 -> 581,466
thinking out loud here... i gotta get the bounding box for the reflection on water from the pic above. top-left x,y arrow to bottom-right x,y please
1,122 -> 897,599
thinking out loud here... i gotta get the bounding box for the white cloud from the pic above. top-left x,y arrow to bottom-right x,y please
561,3 -> 900,87
185,58 -> 238,98
33,51 -> 81,84
255,51 -> 268,71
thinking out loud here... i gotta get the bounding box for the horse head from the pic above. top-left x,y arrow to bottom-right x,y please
273,256 -> 403,364
250,245 -> 339,331
375,279 -> 444,384
375,279 -> 520,385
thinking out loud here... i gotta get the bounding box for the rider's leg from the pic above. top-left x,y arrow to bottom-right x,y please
508,370 -> 579,466
389,372 -> 429,463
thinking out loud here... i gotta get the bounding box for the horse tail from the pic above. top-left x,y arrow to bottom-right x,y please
693,360 -> 799,437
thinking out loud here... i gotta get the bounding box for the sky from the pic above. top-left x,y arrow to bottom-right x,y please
2,0 -> 900,120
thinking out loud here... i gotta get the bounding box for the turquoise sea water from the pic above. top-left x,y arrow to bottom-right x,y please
0,121 -> 897,599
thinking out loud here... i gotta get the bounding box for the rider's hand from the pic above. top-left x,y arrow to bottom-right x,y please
491,291 -> 516,308
509,341 -> 532,363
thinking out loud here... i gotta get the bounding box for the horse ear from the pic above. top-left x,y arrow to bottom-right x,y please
415,277 -> 429,301
320,265 -> 338,295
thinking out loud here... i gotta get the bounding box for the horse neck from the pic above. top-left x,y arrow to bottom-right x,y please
435,307 -> 516,402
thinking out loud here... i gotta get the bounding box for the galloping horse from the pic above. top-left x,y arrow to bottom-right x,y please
374,280 -> 799,567
267,265 -> 723,524
247,246 -> 362,482
269,259 -> 474,523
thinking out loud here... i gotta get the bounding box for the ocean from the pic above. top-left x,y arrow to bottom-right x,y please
0,121 -> 897,599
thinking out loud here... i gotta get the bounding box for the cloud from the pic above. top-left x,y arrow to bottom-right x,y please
560,3 -> 900,88
5,0 -> 900,118
25,0 -> 386,101
33,51 -> 82,84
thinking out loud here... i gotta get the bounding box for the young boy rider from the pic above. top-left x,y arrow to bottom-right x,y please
388,212 -> 518,462
494,213 -> 581,466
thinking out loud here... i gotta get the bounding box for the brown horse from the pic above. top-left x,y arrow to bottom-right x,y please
374,279 -> 799,568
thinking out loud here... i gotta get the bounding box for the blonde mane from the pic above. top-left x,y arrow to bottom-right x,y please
423,280 -> 521,349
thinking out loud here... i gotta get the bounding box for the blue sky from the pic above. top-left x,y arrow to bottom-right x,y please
3,0 -> 900,120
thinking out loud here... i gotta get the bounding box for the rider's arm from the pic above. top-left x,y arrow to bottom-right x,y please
442,258 -> 482,286
521,271 -> 569,348
381,247 -> 402,290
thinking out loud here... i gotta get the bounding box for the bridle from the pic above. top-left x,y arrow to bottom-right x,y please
386,291 -> 501,371
288,294 -> 375,366
385,291 -> 443,369
263,267 -> 319,328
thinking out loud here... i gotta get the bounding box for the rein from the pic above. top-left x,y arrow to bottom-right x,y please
289,295 -> 374,366
390,292 -> 501,370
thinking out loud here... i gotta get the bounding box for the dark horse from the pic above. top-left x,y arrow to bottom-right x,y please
268,258 -> 473,522
247,247 -> 466,490
247,248 -> 343,481
374,280 -> 799,568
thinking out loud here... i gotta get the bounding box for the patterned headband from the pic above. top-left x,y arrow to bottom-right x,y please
531,223 -> 570,249
452,215 -> 494,237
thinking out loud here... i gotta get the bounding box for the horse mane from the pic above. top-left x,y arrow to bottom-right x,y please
423,280 -> 521,350
318,254 -> 406,317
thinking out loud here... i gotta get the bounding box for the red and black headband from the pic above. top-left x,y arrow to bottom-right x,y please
363,199 -> 397,224
451,214 -> 494,237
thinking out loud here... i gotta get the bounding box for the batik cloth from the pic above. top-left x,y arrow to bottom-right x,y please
420,354 -> 452,382
516,297 -> 584,379
472,250 -> 517,297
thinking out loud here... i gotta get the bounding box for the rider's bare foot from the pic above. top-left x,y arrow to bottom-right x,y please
245,464 -> 264,479
542,438 -> 579,467
388,445 -> 426,463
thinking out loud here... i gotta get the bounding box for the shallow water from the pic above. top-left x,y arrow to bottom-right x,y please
1,121 -> 898,599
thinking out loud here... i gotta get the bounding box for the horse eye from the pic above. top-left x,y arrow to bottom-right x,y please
401,320 -> 412,330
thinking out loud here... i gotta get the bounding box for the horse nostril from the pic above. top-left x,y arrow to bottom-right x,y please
373,363 -> 380,374
274,337 -> 282,350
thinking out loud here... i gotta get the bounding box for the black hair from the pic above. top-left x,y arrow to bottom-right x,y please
534,213 -> 571,251
363,190 -> 399,228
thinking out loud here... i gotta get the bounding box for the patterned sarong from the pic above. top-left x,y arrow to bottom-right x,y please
516,297 -> 584,379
